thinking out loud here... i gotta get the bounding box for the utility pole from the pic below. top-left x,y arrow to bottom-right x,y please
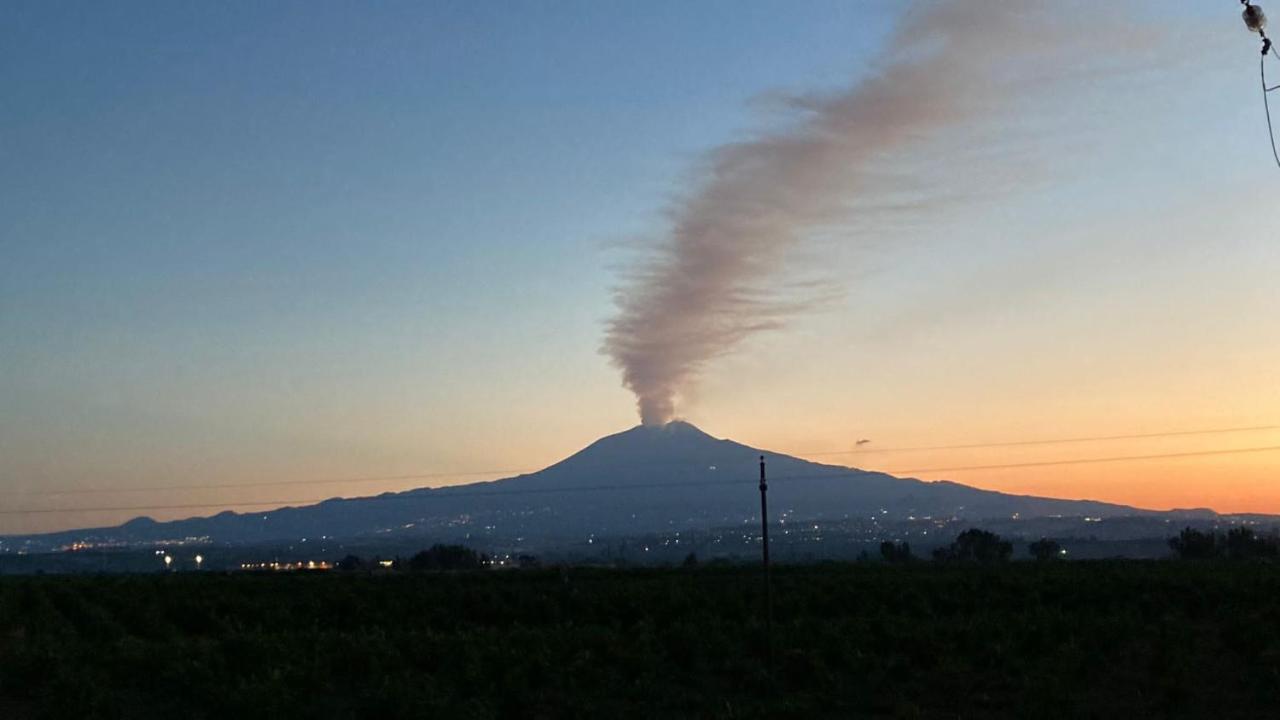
759,455 -> 773,668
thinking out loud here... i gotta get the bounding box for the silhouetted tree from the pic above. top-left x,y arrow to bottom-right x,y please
1224,527 -> 1279,560
879,541 -> 913,564
681,552 -> 699,568
336,554 -> 364,572
408,544 -> 482,571
1168,527 -> 1220,560
934,529 -> 1012,563
1028,538 -> 1062,561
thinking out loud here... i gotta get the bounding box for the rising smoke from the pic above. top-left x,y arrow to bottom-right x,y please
604,2 -> 1143,425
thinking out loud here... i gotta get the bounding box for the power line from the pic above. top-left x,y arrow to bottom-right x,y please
0,476 -> 755,516
773,444 -> 1280,481
0,458 -> 713,498
790,424 -> 1280,457
0,468 -> 537,497
6,423 -> 1275,499
878,444 -> 1280,476
3,444 -> 1278,517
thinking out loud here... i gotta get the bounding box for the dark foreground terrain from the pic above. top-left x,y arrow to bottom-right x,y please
2,562 -> 1278,719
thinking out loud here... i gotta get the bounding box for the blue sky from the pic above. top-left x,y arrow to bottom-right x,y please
3,1 -> 1279,532
2,0 -> 892,415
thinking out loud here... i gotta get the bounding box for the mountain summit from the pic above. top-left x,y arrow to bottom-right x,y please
526,421 -> 752,488
4,422 -> 1177,552
555,421 -> 727,466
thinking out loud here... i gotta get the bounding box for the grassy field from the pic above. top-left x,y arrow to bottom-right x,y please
2,561 -> 1279,719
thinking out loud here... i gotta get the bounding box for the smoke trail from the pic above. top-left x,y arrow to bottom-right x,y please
605,2 -> 1121,425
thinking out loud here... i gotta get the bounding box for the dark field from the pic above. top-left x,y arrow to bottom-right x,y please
2,562 -> 1279,719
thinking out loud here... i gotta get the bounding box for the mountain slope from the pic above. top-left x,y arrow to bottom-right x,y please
3,422 -> 1189,551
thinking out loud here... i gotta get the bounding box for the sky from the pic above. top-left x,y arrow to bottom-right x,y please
2,1 -> 1278,534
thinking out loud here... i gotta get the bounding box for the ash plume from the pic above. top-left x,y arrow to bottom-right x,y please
605,1 -> 1133,426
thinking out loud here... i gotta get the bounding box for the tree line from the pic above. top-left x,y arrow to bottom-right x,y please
878,526 -> 1280,564
879,529 -> 1061,564
335,544 -> 541,572
332,527 -> 1280,572
1167,526 -> 1280,560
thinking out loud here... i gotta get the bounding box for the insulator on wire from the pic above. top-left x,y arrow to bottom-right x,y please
1245,4 -> 1267,34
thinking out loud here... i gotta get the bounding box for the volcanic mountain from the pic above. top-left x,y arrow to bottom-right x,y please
3,421 -> 1200,554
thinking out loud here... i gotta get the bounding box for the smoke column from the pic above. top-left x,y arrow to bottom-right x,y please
605,1 -> 1098,426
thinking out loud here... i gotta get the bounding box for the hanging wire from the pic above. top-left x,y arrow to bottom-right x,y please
1259,43 -> 1280,168
4,442 -> 1280,516
1244,1 -> 1280,168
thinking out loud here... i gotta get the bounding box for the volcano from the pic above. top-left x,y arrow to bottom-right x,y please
3,421 -> 1205,557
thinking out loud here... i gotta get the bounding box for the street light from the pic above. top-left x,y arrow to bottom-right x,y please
194,554 -> 203,569
163,554 -> 173,570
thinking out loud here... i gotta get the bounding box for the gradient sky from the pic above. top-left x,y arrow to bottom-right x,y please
2,1 -> 1278,534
